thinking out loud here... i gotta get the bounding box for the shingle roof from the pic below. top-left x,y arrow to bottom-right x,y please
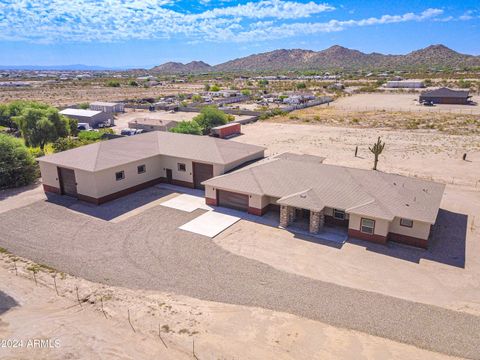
203,158 -> 445,224
420,87 -> 470,98
278,189 -> 325,212
38,132 -> 265,172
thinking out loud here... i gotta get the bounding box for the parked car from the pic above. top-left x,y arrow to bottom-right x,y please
121,128 -> 137,136
423,100 -> 434,106
77,123 -> 92,131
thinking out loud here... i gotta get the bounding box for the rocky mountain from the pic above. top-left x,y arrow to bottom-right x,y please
150,61 -> 212,73
151,45 -> 480,73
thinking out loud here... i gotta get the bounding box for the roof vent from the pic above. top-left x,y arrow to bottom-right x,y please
300,194 -> 307,198
405,203 -> 410,207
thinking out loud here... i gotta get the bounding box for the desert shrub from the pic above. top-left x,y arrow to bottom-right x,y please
259,108 -> 287,120
128,80 -> 139,87
241,89 -> 251,96
296,82 -> 307,89
191,94 -> 203,103
78,131 -> 103,141
210,84 -> 220,92
0,134 -> 38,189
106,80 -> 120,87
169,121 -> 203,135
78,102 -> 90,109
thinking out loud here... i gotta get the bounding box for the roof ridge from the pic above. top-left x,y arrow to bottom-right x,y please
92,141 -> 103,171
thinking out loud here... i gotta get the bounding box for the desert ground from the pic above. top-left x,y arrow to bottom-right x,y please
0,244 -> 461,360
333,93 -> 480,114
0,81 -> 203,107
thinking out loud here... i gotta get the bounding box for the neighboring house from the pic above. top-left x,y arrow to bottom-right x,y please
202,154 -> 444,249
384,80 -> 425,88
59,108 -> 112,127
283,93 -> 316,105
89,101 -> 124,113
419,87 -> 471,104
128,118 -> 178,132
37,132 -> 265,204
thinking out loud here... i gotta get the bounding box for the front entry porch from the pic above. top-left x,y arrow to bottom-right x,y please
279,205 -> 347,244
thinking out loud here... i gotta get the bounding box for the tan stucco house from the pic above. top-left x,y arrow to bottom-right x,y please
202,154 -> 445,249
37,132 -> 265,204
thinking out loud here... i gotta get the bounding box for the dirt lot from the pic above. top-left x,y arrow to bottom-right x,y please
334,93 -> 480,114
271,103 -> 480,135
0,255 -> 458,360
113,109 -> 253,132
0,81 -> 203,107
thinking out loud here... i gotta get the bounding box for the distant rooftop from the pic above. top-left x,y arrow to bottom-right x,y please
60,108 -> 102,117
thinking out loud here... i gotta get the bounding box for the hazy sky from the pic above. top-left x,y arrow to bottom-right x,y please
0,0 -> 479,68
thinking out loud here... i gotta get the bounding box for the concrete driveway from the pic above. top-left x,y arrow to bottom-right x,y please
0,188 -> 479,359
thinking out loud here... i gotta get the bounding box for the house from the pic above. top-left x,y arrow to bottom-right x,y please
202,154 -> 444,249
89,101 -> 124,113
419,87 -> 471,105
384,80 -> 424,89
59,108 -> 112,127
128,118 -> 178,132
283,93 -> 316,105
37,132 -> 265,204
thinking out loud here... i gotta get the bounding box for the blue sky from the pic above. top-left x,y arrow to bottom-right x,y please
0,0 -> 479,68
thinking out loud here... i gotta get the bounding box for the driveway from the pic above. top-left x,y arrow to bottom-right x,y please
0,188 -> 479,359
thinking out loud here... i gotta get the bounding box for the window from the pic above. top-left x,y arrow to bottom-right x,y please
361,218 -> 375,235
400,218 -> 413,228
115,171 -> 125,181
333,209 -> 345,220
177,163 -> 186,172
137,164 -> 146,174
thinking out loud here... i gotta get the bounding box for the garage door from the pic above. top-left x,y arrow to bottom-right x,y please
193,162 -> 214,190
58,167 -> 78,197
217,190 -> 249,212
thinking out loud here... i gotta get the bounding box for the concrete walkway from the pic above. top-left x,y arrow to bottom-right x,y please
0,198 -> 479,359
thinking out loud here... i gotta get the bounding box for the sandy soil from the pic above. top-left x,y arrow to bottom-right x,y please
0,254 -> 460,360
0,82 -> 203,107
334,93 -> 480,114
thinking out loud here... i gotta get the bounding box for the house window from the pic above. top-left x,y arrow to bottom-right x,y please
137,164 -> 146,174
115,171 -> 125,181
361,218 -> 375,235
333,209 -> 345,220
177,163 -> 186,172
400,218 -> 413,228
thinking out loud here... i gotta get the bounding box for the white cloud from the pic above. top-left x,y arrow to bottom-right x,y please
0,1 -> 454,44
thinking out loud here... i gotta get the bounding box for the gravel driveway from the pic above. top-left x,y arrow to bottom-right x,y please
1,192 -> 479,359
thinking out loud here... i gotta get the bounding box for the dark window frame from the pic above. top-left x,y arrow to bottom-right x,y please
400,218 -> 413,228
137,164 -> 146,174
115,171 -> 125,181
177,163 -> 186,172
360,218 -> 375,235
333,208 -> 346,220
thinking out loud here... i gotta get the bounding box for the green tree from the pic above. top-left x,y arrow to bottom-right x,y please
204,83 -> 211,91
78,102 -> 90,109
192,94 -> 203,103
210,84 -> 221,92
241,89 -> 251,96
128,80 -> 139,87
169,121 -> 203,135
296,82 -> 307,89
193,106 -> 231,135
14,107 -> 70,150
0,133 -> 38,189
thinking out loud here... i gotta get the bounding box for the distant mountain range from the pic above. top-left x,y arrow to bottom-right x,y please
151,45 -> 480,73
0,64 -> 124,71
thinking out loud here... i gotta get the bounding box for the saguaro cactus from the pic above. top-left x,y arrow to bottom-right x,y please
369,136 -> 385,170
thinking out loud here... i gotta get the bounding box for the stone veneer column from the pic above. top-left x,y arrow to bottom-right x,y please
319,210 -> 325,228
309,211 -> 321,234
288,206 -> 296,224
280,205 -> 289,227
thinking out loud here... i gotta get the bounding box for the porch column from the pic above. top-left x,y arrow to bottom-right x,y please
309,211 -> 321,234
288,206 -> 296,224
319,210 -> 325,228
280,205 -> 290,227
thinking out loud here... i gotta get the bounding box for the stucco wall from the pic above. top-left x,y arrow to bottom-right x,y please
249,194 -> 269,209
94,155 -> 163,198
75,170 -> 97,197
39,162 -> 60,189
389,217 -> 431,240
159,155 -> 194,184
348,213 -> 389,236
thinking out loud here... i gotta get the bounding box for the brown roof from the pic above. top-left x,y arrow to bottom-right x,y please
38,132 -> 265,172
203,158 -> 445,224
420,87 -> 470,99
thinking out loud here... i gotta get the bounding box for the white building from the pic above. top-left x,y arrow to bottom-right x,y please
89,101 -> 124,113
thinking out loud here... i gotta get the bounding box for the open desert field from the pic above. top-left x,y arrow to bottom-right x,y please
0,81 -> 203,107
270,97 -> 480,135
334,93 -> 480,114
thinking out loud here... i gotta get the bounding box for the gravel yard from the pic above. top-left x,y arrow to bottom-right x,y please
0,189 -> 479,359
